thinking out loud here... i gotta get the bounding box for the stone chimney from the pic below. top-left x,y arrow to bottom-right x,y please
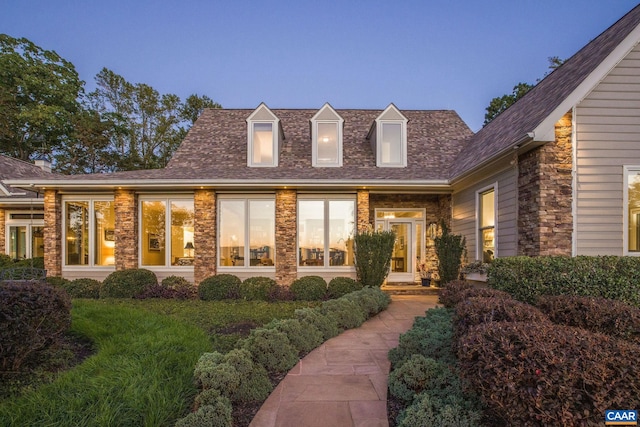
34,154 -> 52,173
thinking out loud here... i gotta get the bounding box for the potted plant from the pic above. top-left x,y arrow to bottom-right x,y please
417,261 -> 431,287
461,261 -> 489,282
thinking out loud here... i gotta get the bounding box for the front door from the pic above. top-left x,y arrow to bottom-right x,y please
389,221 -> 414,282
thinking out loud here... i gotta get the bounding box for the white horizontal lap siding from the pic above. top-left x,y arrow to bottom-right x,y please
452,166 -> 518,260
575,44 -> 640,256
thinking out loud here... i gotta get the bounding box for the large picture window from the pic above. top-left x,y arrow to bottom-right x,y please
64,198 -> 115,267
219,198 -> 275,268
478,188 -> 495,262
5,212 -> 44,260
140,198 -> 194,267
298,198 -> 355,268
626,167 -> 640,253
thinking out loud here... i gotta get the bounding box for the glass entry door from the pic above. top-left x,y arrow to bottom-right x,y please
389,221 -> 414,282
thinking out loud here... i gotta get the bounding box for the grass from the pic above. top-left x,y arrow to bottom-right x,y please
0,298 -> 316,427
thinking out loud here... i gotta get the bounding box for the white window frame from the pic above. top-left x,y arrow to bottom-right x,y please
297,195 -> 356,270
4,211 -> 44,260
138,195 -> 195,270
217,195 -> 276,271
247,103 -> 279,167
374,104 -> 408,168
62,195 -> 115,271
311,104 -> 344,167
623,166 -> 640,256
475,184 -> 497,261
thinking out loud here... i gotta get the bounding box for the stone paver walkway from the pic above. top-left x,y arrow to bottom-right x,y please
250,295 -> 439,427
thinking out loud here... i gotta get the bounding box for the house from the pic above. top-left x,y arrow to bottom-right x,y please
0,155 -> 50,260
4,4 -> 640,285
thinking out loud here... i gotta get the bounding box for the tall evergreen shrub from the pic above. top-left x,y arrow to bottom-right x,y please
434,221 -> 466,285
354,229 -> 396,287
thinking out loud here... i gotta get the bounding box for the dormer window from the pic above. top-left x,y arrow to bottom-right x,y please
311,103 -> 343,167
371,104 -> 408,167
247,103 -> 280,167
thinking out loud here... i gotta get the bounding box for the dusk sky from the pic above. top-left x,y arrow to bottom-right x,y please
2,1 -> 639,131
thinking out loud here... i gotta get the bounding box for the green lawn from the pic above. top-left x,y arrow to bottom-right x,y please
0,298 -> 315,427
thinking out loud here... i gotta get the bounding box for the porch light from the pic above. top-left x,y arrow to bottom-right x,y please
184,241 -> 195,257
428,222 -> 438,240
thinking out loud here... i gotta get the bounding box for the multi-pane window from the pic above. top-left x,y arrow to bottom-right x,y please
478,189 -> 495,261
311,103 -> 343,167
380,123 -> 403,165
140,198 -> 194,267
251,122 -> 275,166
219,198 -> 275,268
298,198 -> 355,267
64,199 -> 115,266
374,105 -> 408,167
5,213 -> 44,260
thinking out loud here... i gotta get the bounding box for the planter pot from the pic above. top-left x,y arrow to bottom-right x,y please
420,278 -> 431,287
465,272 -> 488,282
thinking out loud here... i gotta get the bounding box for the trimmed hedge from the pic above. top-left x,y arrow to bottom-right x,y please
488,256 -> 640,306
0,282 -> 71,371
198,274 -> 241,301
263,318 -> 323,355
239,328 -> 299,373
100,268 -> 157,298
290,276 -> 327,301
458,321 -> 640,426
327,277 -> 363,299
320,298 -> 366,329
239,276 -> 277,301
536,294 -> 640,345
62,278 -> 101,299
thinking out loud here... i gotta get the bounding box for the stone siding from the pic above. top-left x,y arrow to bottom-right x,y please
114,189 -> 138,269
0,209 -> 4,255
356,190 -> 370,232
275,190 -> 297,286
194,189 -> 216,285
43,189 -> 62,277
518,112 -> 573,256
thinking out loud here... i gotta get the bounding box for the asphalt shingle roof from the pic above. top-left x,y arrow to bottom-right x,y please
0,154 -> 50,198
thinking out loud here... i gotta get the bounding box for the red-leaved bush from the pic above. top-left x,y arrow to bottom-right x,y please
536,294 -> 640,345
0,282 -> 71,371
457,321 -> 640,426
438,280 -> 473,308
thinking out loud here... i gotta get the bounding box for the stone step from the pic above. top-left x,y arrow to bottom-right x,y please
381,283 -> 442,296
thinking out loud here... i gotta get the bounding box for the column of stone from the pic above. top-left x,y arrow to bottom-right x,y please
356,189 -> 370,232
43,189 -> 62,277
0,209 -> 5,255
275,189 -> 297,286
114,189 -> 138,270
194,189 -> 216,285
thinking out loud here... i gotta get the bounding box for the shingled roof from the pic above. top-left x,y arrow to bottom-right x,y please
449,3 -> 640,180
164,108 -> 472,182
0,154 -> 50,198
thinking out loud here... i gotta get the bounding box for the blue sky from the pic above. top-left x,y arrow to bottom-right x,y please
2,0 -> 639,131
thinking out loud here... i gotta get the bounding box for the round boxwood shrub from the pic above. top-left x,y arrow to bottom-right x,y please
341,289 -> 380,317
264,318 -> 324,355
198,274 -> 241,301
62,278 -> 101,299
239,276 -> 277,301
161,275 -> 197,299
397,392 -> 481,427
239,328 -> 299,374
389,355 -> 445,403
321,298 -> 366,329
327,277 -> 363,299
100,268 -> 157,298
290,276 -> 327,301
295,307 -> 340,340
45,276 -> 71,288
175,403 -> 232,427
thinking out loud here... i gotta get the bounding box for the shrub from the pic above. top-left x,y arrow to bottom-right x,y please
221,349 -> 272,402
354,229 -> 396,287
536,295 -> 640,345
389,355 -> 445,403
62,278 -> 101,299
239,328 -> 299,373
434,221 -> 466,285
194,389 -> 231,411
327,277 -> 363,299
321,298 -> 366,329
438,280 -> 473,308
341,290 -> 380,316
488,255 -> 640,306
389,307 -> 455,368
457,321 -> 640,426
454,296 -> 550,339
398,393 -> 481,427
100,268 -> 157,298
198,274 -> 240,301
174,403 -> 232,427
13,257 -> 45,269
45,276 -> 70,287
239,276 -> 277,301
295,307 -> 340,340
0,282 -> 71,371
135,284 -> 179,299
358,286 -> 391,312
0,254 -> 12,268
290,276 -> 327,301
264,318 -> 324,355
268,285 -> 294,301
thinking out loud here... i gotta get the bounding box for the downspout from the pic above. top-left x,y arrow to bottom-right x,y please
571,106 -> 578,257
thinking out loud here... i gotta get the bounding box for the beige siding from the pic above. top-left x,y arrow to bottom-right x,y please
575,44 -> 640,255
452,166 -> 518,261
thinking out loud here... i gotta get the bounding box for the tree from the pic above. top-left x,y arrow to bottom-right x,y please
483,57 -> 566,126
180,94 -> 221,125
354,229 -> 396,287
0,34 -> 83,160
434,221 -> 466,285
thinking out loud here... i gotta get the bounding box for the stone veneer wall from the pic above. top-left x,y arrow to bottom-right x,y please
114,189 -> 138,269
0,209 -> 4,255
275,189 -> 297,286
194,189 -> 216,285
43,189 -> 62,277
356,190 -> 370,232
518,112 -> 573,256
368,193 -> 451,272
